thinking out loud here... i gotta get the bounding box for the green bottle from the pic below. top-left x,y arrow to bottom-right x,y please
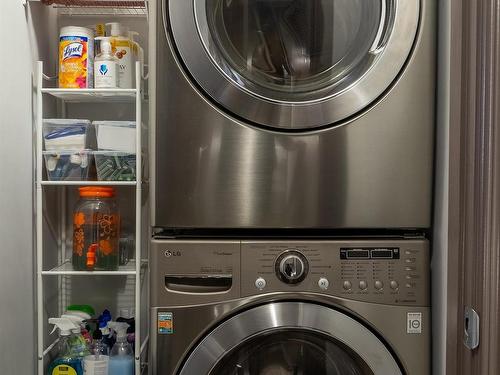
46,318 -> 84,375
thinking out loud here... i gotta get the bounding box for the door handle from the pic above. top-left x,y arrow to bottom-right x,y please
464,306 -> 480,350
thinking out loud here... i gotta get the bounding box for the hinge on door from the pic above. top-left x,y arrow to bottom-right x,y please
464,306 -> 480,350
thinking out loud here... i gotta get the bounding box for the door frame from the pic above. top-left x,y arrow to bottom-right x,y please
447,0 -> 500,373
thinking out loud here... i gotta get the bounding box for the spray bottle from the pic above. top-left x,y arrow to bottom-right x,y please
83,321 -> 109,375
108,322 -> 134,375
98,310 -> 115,349
47,318 -> 84,375
94,37 -> 119,88
61,314 -> 91,358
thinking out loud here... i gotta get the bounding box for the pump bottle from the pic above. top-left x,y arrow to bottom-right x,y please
106,22 -> 134,88
94,37 -> 119,88
108,322 -> 134,375
47,318 -> 84,375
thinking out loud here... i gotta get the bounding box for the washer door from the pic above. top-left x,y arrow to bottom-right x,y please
178,302 -> 403,374
167,0 -> 420,130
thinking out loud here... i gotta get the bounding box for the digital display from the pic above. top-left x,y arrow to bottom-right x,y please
347,250 -> 370,259
340,248 -> 400,260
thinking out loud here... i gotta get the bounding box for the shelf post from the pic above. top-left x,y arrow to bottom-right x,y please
36,61 -> 44,375
134,60 -> 142,374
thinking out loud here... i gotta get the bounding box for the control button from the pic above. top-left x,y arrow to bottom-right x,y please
405,266 -> 416,271
318,278 -> 329,290
343,280 -> 352,290
359,280 -> 368,290
374,280 -> 383,290
255,277 -> 266,290
390,280 -> 399,290
405,283 -> 414,288
405,258 -> 416,264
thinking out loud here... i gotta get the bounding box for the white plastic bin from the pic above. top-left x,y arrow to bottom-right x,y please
94,121 -> 136,153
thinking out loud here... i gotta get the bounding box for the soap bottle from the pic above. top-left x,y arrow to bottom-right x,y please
47,318 -> 84,375
108,322 -> 134,375
94,37 -> 119,88
106,22 -> 134,88
83,322 -> 109,375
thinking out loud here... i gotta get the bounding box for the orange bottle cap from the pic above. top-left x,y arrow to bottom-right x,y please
79,186 -> 115,198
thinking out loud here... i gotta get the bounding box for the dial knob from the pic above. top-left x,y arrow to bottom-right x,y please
275,251 -> 309,284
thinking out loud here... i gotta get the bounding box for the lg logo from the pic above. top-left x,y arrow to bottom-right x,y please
165,250 -> 182,258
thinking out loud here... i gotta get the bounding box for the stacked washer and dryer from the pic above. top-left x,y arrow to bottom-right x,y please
151,0 -> 435,374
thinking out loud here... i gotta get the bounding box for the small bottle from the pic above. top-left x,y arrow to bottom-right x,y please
108,322 -> 134,375
94,37 -> 119,88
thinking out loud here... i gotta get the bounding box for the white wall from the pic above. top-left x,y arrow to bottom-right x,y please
432,0 -> 450,374
0,0 -> 35,373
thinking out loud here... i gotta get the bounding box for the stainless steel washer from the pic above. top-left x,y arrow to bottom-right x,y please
150,239 -> 431,374
153,0 -> 436,229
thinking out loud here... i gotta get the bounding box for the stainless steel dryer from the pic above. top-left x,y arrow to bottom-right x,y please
150,239 -> 431,374
153,0 -> 436,229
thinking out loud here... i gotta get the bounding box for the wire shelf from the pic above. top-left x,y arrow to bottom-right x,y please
36,0 -> 148,17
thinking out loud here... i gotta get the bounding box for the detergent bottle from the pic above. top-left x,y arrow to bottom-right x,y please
108,322 -> 134,375
47,318 -> 84,375
61,314 -> 91,358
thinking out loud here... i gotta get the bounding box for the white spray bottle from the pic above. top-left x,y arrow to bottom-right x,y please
94,37 -> 119,88
108,322 -> 134,375
83,321 -> 109,375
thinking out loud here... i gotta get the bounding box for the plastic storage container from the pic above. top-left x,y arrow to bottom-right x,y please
43,150 -> 92,181
72,187 -> 121,271
95,152 -> 136,181
94,121 -> 136,153
43,119 -> 92,151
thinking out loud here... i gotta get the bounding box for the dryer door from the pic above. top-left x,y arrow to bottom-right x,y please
167,0 -> 420,130
178,302 -> 403,374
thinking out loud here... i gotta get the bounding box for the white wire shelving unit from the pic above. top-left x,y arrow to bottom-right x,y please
35,61 -> 148,375
24,0 -> 148,18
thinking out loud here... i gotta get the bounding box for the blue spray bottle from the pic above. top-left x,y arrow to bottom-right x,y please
46,318 -> 84,375
108,322 -> 134,375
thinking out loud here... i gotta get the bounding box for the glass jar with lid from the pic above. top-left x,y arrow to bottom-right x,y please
72,187 -> 120,271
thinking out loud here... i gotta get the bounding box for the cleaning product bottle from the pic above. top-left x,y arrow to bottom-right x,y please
106,22 -> 134,88
94,37 -> 119,88
64,306 -> 94,345
99,310 -> 115,349
62,314 -> 91,358
83,322 -> 109,375
47,318 -> 84,375
108,322 -> 134,375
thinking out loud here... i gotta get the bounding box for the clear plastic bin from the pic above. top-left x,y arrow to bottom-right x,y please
94,152 -> 136,181
94,121 -> 136,153
43,119 -> 93,151
43,150 -> 93,181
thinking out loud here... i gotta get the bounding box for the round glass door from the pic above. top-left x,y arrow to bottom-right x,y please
178,302 -> 403,374
206,0 -> 383,102
210,329 -> 373,375
168,0 -> 420,129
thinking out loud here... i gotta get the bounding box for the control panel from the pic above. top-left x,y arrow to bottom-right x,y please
151,239 -> 429,307
240,240 -> 429,306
